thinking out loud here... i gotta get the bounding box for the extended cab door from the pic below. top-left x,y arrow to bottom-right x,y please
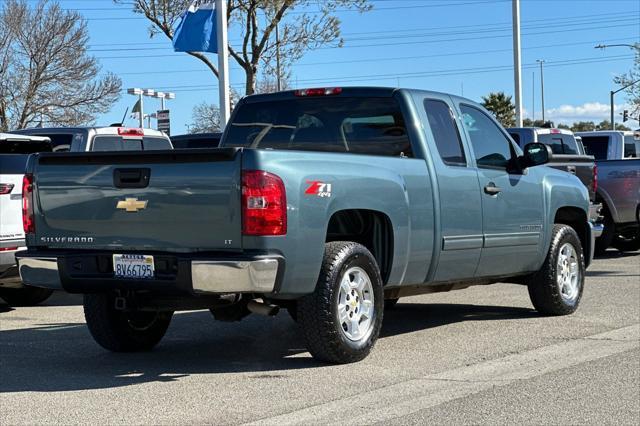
419,95 -> 483,281
456,103 -> 545,276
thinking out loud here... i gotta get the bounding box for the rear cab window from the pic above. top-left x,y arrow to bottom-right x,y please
623,135 -> 637,158
537,133 -> 579,155
580,136 -> 609,160
91,136 -> 172,151
224,96 -> 413,157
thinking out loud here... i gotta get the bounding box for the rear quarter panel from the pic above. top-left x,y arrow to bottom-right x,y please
596,160 -> 640,224
241,149 -> 435,296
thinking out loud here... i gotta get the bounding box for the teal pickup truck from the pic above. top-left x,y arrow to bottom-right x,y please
17,87 -> 595,363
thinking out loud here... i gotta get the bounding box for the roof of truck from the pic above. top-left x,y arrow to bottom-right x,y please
12,126 -> 168,138
0,132 -> 51,142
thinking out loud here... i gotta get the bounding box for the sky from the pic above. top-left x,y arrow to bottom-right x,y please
41,0 -> 640,134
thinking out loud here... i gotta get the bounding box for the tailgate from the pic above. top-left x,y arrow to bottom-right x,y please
31,149 -> 242,251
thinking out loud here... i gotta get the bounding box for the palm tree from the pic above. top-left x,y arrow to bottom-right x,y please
481,92 -> 516,127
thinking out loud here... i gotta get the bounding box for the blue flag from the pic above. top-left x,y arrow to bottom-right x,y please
173,1 -> 218,53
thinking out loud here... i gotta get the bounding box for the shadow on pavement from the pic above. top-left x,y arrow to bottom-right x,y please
0,303 -> 536,393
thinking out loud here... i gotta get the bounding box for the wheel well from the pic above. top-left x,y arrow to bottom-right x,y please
554,207 -> 589,263
326,209 -> 393,284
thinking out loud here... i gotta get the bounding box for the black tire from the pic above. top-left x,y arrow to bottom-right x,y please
384,298 -> 400,310
612,230 -> 640,252
528,224 -> 585,316
594,207 -> 614,255
297,242 -> 384,364
83,293 -> 173,352
0,286 -> 53,307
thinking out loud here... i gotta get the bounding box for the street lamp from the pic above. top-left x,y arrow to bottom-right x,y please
536,60 -> 545,122
595,43 -> 640,51
152,91 -> 176,110
127,88 -> 144,127
610,79 -> 640,130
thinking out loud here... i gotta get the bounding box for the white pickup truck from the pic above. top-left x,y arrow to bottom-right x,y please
0,133 -> 54,305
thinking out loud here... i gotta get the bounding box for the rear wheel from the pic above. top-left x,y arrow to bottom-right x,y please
298,242 -> 383,364
528,224 -> 585,316
83,293 -> 173,352
594,207 -> 614,255
0,286 -> 53,307
612,230 -> 640,252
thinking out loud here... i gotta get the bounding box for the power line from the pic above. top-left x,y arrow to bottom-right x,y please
128,55 -> 632,93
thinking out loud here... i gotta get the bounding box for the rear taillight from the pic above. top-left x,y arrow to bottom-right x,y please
242,170 -> 287,236
22,174 -> 35,234
593,163 -> 598,195
0,247 -> 19,252
0,183 -> 14,195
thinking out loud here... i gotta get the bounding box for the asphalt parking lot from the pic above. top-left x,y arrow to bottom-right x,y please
1,250 -> 639,425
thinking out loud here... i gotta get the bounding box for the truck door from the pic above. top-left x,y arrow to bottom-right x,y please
420,97 -> 482,281
456,103 -> 545,277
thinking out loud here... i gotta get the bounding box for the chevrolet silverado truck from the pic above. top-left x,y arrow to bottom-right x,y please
16,88 -> 595,364
576,131 -> 640,253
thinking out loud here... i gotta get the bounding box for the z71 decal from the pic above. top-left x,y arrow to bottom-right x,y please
305,180 -> 332,198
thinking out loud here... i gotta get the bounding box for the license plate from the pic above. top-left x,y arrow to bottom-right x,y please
113,254 -> 154,279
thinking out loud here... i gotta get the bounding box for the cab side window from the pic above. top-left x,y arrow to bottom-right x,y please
460,104 -> 514,169
424,99 -> 466,166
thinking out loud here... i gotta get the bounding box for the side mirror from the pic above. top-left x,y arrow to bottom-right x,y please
521,142 -> 552,168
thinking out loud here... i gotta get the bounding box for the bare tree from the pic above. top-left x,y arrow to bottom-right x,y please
116,0 -> 371,95
255,75 -> 290,94
188,102 -> 222,133
614,43 -> 640,122
0,0 -> 122,131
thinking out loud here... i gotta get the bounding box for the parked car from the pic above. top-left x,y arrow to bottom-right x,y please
0,133 -> 55,306
507,127 -> 597,201
576,130 -> 638,160
576,131 -> 640,253
13,126 -> 173,152
171,132 -> 222,149
17,87 -> 595,363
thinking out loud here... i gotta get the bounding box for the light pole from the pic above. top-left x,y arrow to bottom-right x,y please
537,60 -> 545,123
610,79 -> 640,130
512,0 -> 523,127
152,91 -> 176,110
127,88 -> 144,127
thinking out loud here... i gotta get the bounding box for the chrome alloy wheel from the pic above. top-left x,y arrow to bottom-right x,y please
337,266 -> 376,342
556,242 -> 580,303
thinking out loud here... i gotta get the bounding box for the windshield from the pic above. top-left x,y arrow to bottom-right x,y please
224,97 -> 413,157
91,136 -> 172,151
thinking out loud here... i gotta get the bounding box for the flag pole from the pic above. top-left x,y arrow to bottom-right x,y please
216,0 -> 231,128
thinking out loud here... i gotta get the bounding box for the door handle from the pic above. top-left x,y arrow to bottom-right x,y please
484,182 -> 502,195
113,168 -> 151,189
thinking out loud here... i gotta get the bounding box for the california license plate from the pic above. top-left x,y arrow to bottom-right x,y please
113,254 -> 154,279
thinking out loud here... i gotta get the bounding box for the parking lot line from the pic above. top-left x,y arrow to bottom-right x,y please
247,323 -> 640,425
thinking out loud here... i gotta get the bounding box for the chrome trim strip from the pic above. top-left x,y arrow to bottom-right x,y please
191,259 -> 278,294
483,232 -> 541,248
17,257 -> 62,289
442,235 -> 484,251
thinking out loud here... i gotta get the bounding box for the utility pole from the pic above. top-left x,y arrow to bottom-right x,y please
275,23 -> 282,91
532,71 -> 535,122
537,59 -> 545,122
216,0 -> 231,127
512,0 -> 523,126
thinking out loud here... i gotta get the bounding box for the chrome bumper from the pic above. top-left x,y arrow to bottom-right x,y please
17,256 -> 280,294
191,259 -> 279,293
18,257 -> 62,290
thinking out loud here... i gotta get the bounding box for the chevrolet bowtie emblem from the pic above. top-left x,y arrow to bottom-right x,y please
116,198 -> 148,212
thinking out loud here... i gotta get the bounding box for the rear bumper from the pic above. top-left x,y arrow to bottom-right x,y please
0,242 -> 25,288
587,222 -> 597,267
16,250 -> 284,295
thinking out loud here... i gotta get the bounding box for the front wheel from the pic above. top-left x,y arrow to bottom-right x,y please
527,224 -> 585,315
83,293 -> 173,352
297,242 -> 384,364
